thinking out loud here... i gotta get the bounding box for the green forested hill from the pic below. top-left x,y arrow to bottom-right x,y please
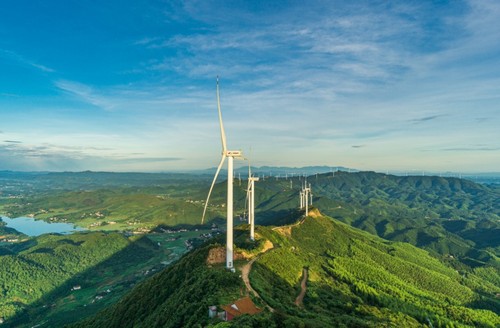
250,212 -> 499,327
247,172 -> 499,269
70,212 -> 499,327
70,243 -> 242,328
0,232 -> 161,326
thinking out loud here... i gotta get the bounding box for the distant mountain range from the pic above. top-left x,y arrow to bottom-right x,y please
198,165 -> 354,177
183,166 -> 500,184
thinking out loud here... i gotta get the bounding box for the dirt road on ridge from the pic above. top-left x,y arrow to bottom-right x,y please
240,251 -> 275,313
294,267 -> 308,307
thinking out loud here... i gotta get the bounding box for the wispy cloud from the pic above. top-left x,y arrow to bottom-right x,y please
136,0 -> 463,110
0,49 -> 54,73
409,115 -> 443,124
133,37 -> 162,46
54,80 -> 117,111
442,146 -> 500,152
114,157 -> 182,164
3,140 -> 22,143
0,141 -> 182,172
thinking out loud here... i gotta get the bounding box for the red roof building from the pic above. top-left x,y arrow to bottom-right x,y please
221,296 -> 262,321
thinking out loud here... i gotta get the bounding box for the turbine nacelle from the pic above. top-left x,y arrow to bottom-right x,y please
225,150 -> 243,158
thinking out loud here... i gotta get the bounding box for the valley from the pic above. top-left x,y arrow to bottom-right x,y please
0,224 -> 217,327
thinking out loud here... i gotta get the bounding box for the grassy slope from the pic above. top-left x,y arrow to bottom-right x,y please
70,213 -> 499,328
249,212 -> 499,327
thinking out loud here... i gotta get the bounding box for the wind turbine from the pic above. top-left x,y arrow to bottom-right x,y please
301,180 -> 312,216
246,161 -> 259,241
202,77 -> 243,270
309,183 -> 313,206
304,184 -> 310,216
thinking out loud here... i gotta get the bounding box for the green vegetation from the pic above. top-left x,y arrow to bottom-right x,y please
0,171 -> 216,231
69,212 -> 499,327
70,244 -> 243,328
4,171 -> 498,269
0,228 -> 214,327
248,172 -> 500,272
0,219 -> 25,243
0,232 -> 134,322
1,170 -> 499,326
2,189 -> 208,230
247,214 -> 499,327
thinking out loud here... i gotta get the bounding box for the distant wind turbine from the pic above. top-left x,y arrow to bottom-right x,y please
201,77 -> 243,270
304,183 -> 311,216
299,180 -> 312,216
246,161 -> 259,241
299,179 -> 312,216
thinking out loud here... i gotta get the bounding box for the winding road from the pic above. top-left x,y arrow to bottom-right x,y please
294,267 -> 308,307
240,250 -> 276,313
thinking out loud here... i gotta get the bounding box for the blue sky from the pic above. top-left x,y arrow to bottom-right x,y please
0,0 -> 499,172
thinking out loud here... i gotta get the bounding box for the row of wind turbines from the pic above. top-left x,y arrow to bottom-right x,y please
201,78 -> 312,270
300,181 -> 312,216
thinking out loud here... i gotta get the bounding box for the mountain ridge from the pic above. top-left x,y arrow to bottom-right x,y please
69,210 -> 500,327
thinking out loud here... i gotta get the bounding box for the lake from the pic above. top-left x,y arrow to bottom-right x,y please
0,216 -> 85,236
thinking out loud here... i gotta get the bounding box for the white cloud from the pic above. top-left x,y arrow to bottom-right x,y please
0,49 -> 55,73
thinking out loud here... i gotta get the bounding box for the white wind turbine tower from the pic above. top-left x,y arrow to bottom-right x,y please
308,183 -> 313,206
304,184 -> 310,216
246,161 -> 259,241
300,180 -> 312,216
202,77 -> 243,270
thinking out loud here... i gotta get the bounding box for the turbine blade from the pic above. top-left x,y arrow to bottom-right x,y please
216,77 -> 228,153
202,155 -> 226,224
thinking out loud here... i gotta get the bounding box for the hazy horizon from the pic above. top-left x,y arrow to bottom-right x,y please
1,166 -> 499,176
1,1 -> 499,172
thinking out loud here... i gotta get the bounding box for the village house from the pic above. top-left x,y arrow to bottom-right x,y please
210,296 -> 262,321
